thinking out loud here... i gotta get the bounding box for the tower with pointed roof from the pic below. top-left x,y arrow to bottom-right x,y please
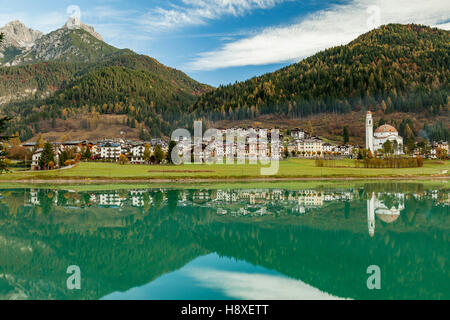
366,111 -> 374,153
367,193 -> 375,238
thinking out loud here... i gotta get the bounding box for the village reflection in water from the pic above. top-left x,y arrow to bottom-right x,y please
20,185 -> 449,238
0,183 -> 448,300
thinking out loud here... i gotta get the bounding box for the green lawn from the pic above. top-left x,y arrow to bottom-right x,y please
1,159 -> 449,181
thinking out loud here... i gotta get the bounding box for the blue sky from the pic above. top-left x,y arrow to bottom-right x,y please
1,0 -> 449,86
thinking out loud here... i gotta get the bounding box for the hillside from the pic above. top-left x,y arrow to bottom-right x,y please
0,19 -> 211,140
191,24 -> 449,122
1,17 -> 113,66
1,23 -> 449,142
215,111 -> 450,146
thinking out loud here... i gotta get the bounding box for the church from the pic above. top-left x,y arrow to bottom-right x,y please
366,112 -> 403,155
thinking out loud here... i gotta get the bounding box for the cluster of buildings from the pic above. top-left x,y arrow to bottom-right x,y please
287,129 -> 355,157
175,127 -> 281,161
176,127 -> 358,161
20,114 -> 448,170
23,139 -> 168,170
24,127 -> 361,170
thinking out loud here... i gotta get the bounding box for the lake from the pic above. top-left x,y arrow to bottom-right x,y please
0,182 -> 448,300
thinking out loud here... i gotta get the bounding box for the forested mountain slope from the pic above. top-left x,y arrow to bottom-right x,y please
0,20 -> 211,140
191,24 -> 449,121
1,23 -> 448,141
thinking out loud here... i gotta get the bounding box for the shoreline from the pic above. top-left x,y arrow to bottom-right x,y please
1,175 -> 448,185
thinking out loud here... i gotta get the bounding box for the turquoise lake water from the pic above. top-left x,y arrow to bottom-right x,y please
0,183 -> 448,300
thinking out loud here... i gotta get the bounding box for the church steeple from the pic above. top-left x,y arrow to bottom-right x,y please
367,192 -> 375,238
366,111 -> 374,153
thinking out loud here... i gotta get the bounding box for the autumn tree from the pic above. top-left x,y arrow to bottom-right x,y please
37,134 -> 45,149
118,154 -> 129,165
436,147 -> 448,160
10,132 -> 21,147
416,141 -> 429,156
144,143 -> 152,164
7,145 -> 30,161
153,144 -> 164,164
307,121 -> 314,136
0,116 -> 11,173
38,142 -> 55,170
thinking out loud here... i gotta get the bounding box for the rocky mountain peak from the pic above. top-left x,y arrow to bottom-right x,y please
0,17 -> 109,66
63,17 -> 104,42
0,20 -> 43,49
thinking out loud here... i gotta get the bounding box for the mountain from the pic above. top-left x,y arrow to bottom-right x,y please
64,16 -> 104,41
1,23 -> 448,142
0,19 -> 211,140
0,20 -> 42,49
0,20 -> 43,64
2,19 -> 119,66
191,24 -> 449,122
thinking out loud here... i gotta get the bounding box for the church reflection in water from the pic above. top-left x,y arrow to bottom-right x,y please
14,185 -> 450,240
367,192 -> 405,237
0,184 -> 448,300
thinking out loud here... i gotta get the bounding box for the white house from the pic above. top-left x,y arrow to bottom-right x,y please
31,149 -> 43,170
291,128 -> 306,140
130,144 -> 146,164
99,142 -> 121,161
31,146 -> 61,170
297,138 -> 323,157
339,145 -> 354,157
322,143 -> 333,153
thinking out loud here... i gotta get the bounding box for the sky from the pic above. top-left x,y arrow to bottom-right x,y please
0,0 -> 449,87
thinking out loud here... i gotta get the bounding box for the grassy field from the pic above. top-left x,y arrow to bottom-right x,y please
0,159 -> 449,182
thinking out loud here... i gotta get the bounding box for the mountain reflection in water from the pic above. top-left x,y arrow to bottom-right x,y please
0,183 -> 448,300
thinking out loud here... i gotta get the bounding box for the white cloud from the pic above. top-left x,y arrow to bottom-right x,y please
188,0 -> 450,70
188,267 -> 347,300
140,0 -> 289,29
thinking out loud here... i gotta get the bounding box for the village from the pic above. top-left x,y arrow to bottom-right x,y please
17,115 -> 449,171
15,111 -> 447,171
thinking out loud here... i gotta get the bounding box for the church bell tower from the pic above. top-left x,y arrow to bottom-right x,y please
367,193 -> 375,238
366,112 -> 374,153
